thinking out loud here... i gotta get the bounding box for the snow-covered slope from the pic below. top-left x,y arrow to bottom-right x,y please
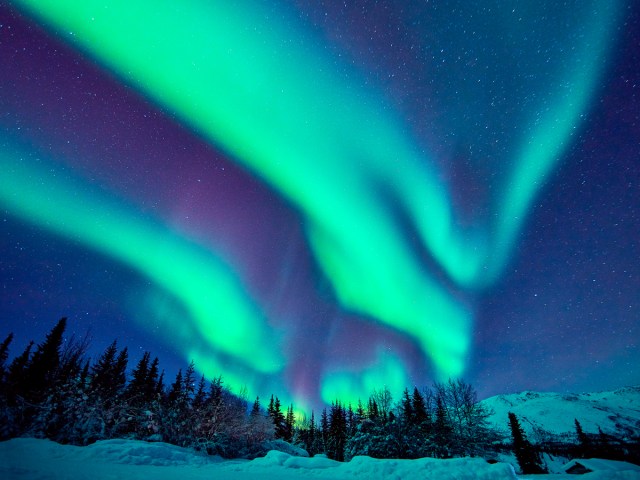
0,437 -> 517,480
481,386 -> 640,439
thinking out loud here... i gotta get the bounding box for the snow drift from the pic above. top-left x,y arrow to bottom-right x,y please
0,437 -> 517,480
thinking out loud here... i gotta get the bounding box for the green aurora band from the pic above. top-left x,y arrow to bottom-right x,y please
0,142 -> 283,400
7,0 -> 622,405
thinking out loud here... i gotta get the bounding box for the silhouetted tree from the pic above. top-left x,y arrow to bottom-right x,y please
284,404 -> 295,442
412,387 -> 430,432
307,411 -> 317,454
268,395 -> 286,439
6,340 -> 34,404
327,401 -> 347,461
126,352 -> 150,404
0,333 -> 13,383
250,397 -> 261,417
167,369 -> 184,406
509,412 -> 546,474
24,318 -> 67,402
574,419 -> 591,457
320,407 -> 329,453
401,388 -> 413,426
91,341 -> 121,400
192,375 -> 207,410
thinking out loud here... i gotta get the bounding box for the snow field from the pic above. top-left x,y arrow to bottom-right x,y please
0,438 -> 517,480
1,438 -> 639,479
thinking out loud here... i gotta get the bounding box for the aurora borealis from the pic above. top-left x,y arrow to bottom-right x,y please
1,1 -> 639,410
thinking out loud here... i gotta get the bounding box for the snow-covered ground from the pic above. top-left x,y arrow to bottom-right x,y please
1,438 -> 639,480
481,386 -> 640,438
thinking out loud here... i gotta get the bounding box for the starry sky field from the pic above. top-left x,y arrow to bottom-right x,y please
1,0 -> 639,411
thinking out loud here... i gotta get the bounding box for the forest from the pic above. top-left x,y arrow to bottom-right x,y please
0,318 -> 637,474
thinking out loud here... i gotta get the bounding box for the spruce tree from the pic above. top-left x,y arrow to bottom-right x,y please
208,376 -> 223,406
308,410 -> 317,454
401,388 -> 414,426
182,361 -> 196,401
270,396 -> 286,439
368,398 -> 379,420
250,396 -> 261,417
113,347 -> 128,394
167,369 -> 183,405
192,375 -> 207,409
7,341 -> 33,401
412,387 -> 429,431
146,357 -> 160,400
328,402 -> 347,461
508,412 -> 546,474
90,340 -> 118,399
25,317 -> 67,401
347,404 -> 357,437
356,399 -> 365,419
156,371 -> 165,397
284,404 -> 295,442
126,352 -> 150,403
320,408 -> 329,453
0,333 -> 13,382
574,419 -> 591,458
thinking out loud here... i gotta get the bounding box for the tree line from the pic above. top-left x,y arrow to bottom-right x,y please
0,318 -> 637,471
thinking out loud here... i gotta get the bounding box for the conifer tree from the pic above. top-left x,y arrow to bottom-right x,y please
320,407 -> 329,453
308,410 -> 317,454
182,361 -> 196,401
57,334 -> 87,386
284,404 -> 295,442
126,352 -> 150,403
508,412 -> 546,474
270,396 -> 286,439
79,360 -> 90,387
0,333 -> 13,383
401,388 -> 414,426
7,340 -> 33,401
146,357 -> 160,399
412,387 -> 429,430
168,369 -> 183,405
346,404 -> 357,437
574,419 -> 591,458
192,375 -> 207,409
208,376 -> 223,406
250,397 -> 261,417
114,347 -> 128,393
156,370 -> 165,397
90,340 -> 119,399
368,397 -> 379,421
24,317 -> 67,401
328,401 -> 347,461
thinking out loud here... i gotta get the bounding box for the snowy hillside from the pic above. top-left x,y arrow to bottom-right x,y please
481,386 -> 640,439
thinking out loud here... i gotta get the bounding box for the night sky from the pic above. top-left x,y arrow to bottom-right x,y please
1,0 -> 638,412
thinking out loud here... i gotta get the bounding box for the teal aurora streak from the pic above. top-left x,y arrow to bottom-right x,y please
4,0 -> 623,407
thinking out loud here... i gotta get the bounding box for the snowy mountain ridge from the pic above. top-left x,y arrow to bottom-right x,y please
480,386 -> 640,439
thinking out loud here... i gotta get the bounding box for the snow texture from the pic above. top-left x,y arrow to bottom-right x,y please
0,437 -> 518,479
1,437 -> 639,479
